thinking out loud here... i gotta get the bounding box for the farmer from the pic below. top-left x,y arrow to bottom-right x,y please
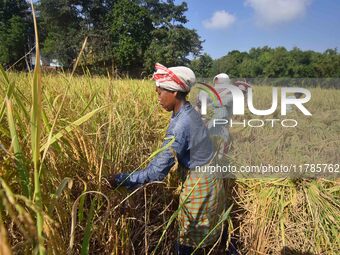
196,73 -> 251,159
286,92 -> 304,113
108,63 -> 227,254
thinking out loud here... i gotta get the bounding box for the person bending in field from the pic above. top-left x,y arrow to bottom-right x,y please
195,73 -> 251,160
286,92 -> 304,113
108,63 -> 227,254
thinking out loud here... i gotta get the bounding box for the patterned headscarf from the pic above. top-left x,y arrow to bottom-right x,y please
152,63 -> 196,92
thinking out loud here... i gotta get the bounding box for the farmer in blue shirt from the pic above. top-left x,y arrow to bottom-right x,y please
108,63 -> 227,254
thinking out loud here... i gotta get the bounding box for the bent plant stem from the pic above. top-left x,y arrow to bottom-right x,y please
69,191 -> 110,252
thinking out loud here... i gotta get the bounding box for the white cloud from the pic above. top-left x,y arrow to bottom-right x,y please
203,10 -> 236,30
245,0 -> 311,26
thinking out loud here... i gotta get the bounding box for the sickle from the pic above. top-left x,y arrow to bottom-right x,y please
196,82 -> 223,106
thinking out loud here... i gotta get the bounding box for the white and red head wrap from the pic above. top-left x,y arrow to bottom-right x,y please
152,63 -> 196,92
213,73 -> 230,86
234,80 -> 252,92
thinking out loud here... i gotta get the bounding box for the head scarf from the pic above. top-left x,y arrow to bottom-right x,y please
213,73 -> 230,86
234,81 -> 252,91
213,73 -> 251,92
152,63 -> 196,92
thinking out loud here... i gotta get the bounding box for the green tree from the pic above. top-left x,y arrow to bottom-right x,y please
140,0 -> 188,26
40,0 -> 82,67
190,53 -> 213,78
144,26 -> 202,72
109,0 -> 153,72
0,0 -> 30,68
211,46 -> 340,78
76,0 -> 115,69
39,0 -> 202,74
142,0 -> 202,72
314,49 -> 340,78
211,50 -> 247,77
261,47 -> 289,77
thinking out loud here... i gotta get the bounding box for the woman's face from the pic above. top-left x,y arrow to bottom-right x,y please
156,87 -> 177,111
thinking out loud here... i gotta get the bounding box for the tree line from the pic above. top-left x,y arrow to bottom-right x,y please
1,0 -> 339,78
191,47 -> 340,78
0,0 -> 202,75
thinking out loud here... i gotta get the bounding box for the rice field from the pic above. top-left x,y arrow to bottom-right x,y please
0,69 -> 339,254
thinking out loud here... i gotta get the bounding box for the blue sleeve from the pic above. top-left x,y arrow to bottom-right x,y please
117,124 -> 188,189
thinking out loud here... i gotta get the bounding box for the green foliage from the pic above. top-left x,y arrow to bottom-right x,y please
0,0 -> 29,68
38,0 -> 202,75
212,46 -> 340,78
144,26 -> 202,72
109,0 -> 153,71
2,1 -> 339,78
190,53 -> 213,78
40,0 -> 82,66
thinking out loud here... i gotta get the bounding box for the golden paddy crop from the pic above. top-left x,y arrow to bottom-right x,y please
0,69 -> 339,254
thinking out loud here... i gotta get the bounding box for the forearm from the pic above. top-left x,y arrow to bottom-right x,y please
128,161 -> 175,186
116,146 -> 176,189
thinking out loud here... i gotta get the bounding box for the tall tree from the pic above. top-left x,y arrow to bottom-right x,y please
39,0 -> 202,74
142,0 -> 202,72
212,50 -> 247,77
76,0 -> 115,69
144,25 -> 202,71
40,0 -> 82,67
108,0 -> 202,73
190,53 -> 213,78
212,46 -> 340,78
0,0 -> 30,68
109,0 -> 153,72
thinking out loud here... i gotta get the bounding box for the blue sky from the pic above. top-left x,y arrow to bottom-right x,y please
175,0 -> 340,59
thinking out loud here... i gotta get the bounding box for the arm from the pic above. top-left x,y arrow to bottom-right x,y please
114,124 -> 188,189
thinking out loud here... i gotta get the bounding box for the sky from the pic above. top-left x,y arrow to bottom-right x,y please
174,0 -> 340,59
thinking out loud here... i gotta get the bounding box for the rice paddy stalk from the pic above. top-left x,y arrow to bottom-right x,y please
30,2 -> 44,254
39,106 -> 107,153
69,191 -> 110,252
0,66 -> 15,122
48,177 -> 73,215
78,181 -> 88,223
0,178 -> 36,238
80,92 -> 98,116
80,199 -> 97,255
97,97 -> 113,188
5,98 -> 30,197
12,88 -> 30,122
71,36 -> 88,76
0,67 -> 30,124
112,136 -> 176,190
0,205 -> 13,255
39,87 -> 70,169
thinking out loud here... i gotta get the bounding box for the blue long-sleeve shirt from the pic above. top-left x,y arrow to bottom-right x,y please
116,102 -> 214,189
